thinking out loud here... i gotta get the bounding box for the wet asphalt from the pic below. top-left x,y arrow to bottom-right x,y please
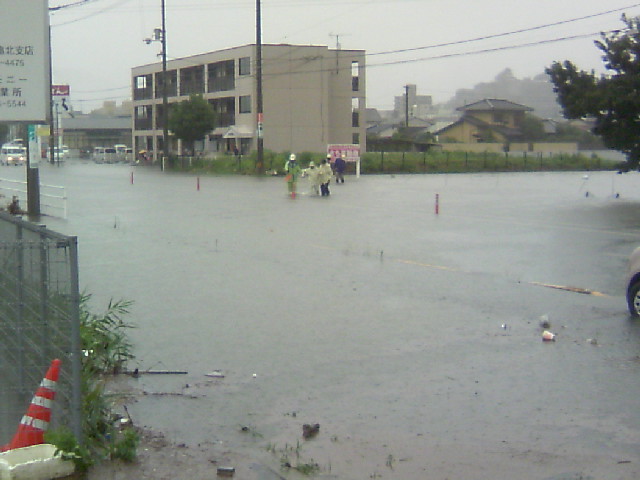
2,160 -> 639,479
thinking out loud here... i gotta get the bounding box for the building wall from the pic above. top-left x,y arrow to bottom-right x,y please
439,121 -> 507,144
439,142 -> 578,154
131,44 -> 366,157
467,110 -> 522,129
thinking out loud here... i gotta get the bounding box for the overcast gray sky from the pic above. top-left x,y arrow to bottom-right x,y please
48,0 -> 640,113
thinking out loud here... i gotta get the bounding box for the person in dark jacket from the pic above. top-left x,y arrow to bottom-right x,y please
334,155 -> 346,183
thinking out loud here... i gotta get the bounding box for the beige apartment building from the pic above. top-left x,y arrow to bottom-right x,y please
131,44 -> 366,158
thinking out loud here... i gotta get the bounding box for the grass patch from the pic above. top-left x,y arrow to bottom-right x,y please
46,294 -> 139,471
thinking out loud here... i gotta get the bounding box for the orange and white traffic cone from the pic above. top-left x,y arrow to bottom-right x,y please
1,359 -> 61,452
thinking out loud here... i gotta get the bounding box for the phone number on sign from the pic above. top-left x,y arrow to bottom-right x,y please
0,100 -> 27,108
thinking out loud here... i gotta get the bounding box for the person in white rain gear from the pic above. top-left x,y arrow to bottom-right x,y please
305,161 -> 320,196
318,158 -> 332,196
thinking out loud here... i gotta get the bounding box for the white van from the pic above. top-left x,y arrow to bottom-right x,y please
114,144 -> 127,162
1,144 -> 27,166
92,147 -> 106,163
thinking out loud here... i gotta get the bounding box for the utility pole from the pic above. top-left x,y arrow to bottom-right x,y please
256,0 -> 264,173
405,85 -> 410,128
161,0 -> 169,170
330,33 -> 341,74
329,33 -> 349,74
25,124 -> 41,218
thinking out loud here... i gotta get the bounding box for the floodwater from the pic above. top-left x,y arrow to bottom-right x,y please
3,161 -> 640,479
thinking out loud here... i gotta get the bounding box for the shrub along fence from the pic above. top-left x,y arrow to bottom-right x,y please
360,150 -> 614,174
164,150 -> 618,175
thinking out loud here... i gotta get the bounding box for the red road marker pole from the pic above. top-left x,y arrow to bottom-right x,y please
435,193 -> 439,215
197,176 -> 200,191
130,171 -> 134,185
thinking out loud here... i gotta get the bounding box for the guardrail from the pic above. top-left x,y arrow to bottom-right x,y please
0,178 -> 68,219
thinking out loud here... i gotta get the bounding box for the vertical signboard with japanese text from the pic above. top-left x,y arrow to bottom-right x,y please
0,0 -> 50,123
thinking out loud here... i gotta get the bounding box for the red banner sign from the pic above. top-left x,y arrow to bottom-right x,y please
51,85 -> 70,96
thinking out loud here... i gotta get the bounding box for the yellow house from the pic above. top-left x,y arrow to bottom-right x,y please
436,99 -> 533,144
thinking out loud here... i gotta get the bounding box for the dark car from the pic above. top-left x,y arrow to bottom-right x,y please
626,246 -> 640,316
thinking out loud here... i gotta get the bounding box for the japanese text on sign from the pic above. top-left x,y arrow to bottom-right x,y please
327,144 -> 360,163
0,0 -> 50,122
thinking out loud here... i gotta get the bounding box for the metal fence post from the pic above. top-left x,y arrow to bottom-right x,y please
68,236 -> 82,444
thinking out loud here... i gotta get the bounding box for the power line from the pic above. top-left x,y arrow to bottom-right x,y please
367,31 -> 611,69
368,3 -> 640,57
59,2 -> 638,104
71,26 -> 619,104
51,0 -> 135,25
49,0 -> 98,12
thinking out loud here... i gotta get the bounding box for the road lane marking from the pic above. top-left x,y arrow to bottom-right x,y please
395,259 -> 460,272
528,281 -> 609,297
311,245 -> 609,297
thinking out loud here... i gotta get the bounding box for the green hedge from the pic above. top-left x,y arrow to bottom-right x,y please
164,150 -> 618,175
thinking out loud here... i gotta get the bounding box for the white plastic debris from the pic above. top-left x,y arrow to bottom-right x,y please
0,444 -> 75,480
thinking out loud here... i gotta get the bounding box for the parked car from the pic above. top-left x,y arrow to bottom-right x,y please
46,147 -> 65,163
626,246 -> 640,316
92,147 -> 106,163
104,147 -> 117,163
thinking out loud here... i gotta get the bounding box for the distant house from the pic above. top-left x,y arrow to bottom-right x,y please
541,118 -> 559,135
435,99 -> 533,144
365,108 -> 383,128
367,117 -> 433,139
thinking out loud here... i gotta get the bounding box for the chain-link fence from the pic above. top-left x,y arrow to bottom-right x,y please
0,211 -> 82,445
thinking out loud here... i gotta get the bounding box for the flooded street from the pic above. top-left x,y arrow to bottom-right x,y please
4,162 -> 640,479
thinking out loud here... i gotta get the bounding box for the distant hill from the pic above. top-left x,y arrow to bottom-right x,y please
442,68 -> 563,120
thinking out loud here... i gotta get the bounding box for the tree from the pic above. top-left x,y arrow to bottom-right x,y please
519,115 -> 546,142
167,94 -> 216,154
546,15 -> 640,167
545,15 -> 640,168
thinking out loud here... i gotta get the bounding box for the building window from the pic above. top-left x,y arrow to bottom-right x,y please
180,65 -> 205,96
209,97 -> 235,127
155,70 -> 177,98
352,98 -> 359,127
239,57 -> 251,76
352,133 -> 360,145
351,61 -> 359,92
208,60 -> 235,92
134,105 -> 152,130
134,74 -> 152,100
239,95 -> 251,114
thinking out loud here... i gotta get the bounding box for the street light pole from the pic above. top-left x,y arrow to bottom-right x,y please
256,0 -> 264,173
161,0 -> 169,170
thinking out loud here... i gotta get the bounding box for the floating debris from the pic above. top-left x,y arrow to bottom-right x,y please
542,330 -> 556,342
302,423 -> 320,439
217,466 -> 235,477
539,314 -> 551,329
